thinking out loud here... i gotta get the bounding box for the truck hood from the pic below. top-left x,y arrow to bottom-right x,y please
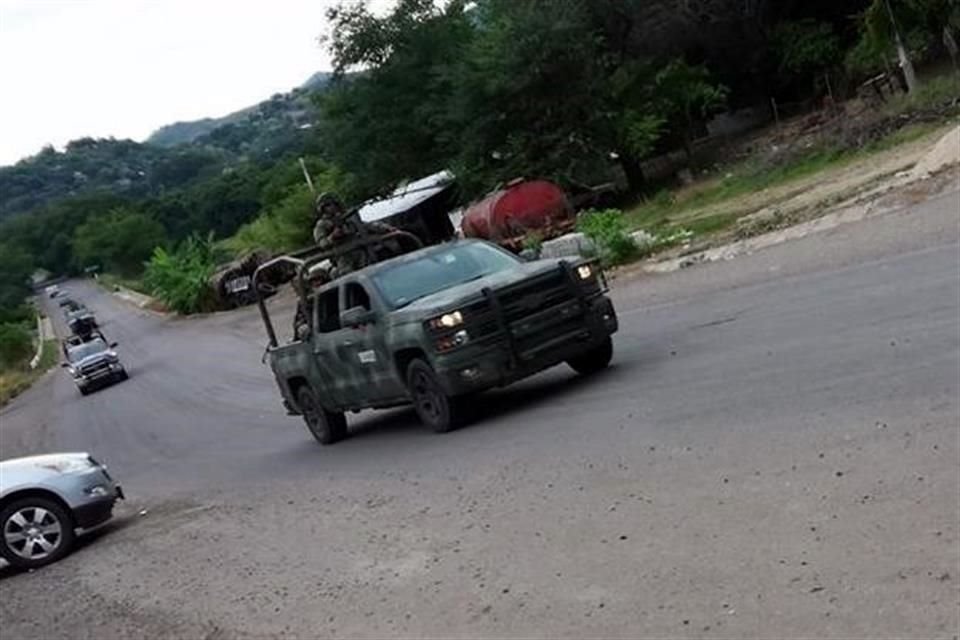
72,352 -> 115,369
391,258 -> 572,320
0,453 -> 95,490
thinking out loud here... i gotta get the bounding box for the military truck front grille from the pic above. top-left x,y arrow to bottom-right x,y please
456,267 -> 586,356
80,360 -> 111,376
461,300 -> 500,341
497,270 -> 572,324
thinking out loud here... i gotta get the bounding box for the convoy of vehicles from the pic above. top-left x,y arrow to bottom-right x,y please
8,199 -> 617,576
49,288 -> 126,396
254,236 -> 618,444
0,453 -> 123,569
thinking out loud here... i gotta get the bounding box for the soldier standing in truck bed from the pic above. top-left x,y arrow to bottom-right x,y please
312,192 -> 397,278
294,193 -> 398,338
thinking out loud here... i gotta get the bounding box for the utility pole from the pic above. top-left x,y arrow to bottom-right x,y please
882,0 -> 919,93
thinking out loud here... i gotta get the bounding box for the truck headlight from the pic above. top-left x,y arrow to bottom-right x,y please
85,485 -> 110,497
429,310 -> 464,330
577,265 -> 593,280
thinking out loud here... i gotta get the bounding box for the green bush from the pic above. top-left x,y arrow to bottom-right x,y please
225,185 -> 314,255
143,233 -> 218,314
576,209 -> 638,266
0,322 -> 33,369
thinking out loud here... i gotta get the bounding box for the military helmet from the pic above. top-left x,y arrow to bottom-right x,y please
315,192 -> 345,217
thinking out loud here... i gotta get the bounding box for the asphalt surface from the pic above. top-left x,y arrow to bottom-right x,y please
1,184 -> 958,639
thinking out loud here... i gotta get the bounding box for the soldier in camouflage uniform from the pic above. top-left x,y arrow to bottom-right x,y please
312,192 -> 397,278
294,193 -> 399,338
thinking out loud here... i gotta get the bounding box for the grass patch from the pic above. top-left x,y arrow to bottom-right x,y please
862,120 -> 946,153
624,146 -> 851,231
623,113 -> 955,247
97,272 -> 149,295
676,211 -> 741,236
0,339 -> 59,407
880,74 -> 960,118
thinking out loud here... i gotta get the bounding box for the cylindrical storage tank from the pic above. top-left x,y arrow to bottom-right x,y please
462,180 -> 572,242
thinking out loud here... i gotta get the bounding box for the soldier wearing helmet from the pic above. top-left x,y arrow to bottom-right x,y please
311,191 -> 398,278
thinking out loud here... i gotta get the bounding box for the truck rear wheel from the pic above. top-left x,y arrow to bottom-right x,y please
297,387 -> 347,445
407,359 -> 462,433
567,336 -> 613,375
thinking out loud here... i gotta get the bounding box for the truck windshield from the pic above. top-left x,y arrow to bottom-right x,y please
373,243 -> 518,308
67,340 -> 108,362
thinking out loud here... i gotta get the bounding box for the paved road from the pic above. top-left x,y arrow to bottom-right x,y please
1,186 -> 958,639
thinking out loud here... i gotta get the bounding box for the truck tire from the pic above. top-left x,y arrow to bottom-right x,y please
0,497 -> 76,569
297,386 -> 347,445
406,359 -> 462,433
567,336 -> 613,375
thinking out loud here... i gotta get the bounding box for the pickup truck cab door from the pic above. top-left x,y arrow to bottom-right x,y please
309,285 -> 353,408
338,280 -> 405,403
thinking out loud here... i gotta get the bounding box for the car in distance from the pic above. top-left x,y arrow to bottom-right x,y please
256,238 -> 618,443
45,285 -> 60,298
0,453 -> 123,569
63,337 -> 128,395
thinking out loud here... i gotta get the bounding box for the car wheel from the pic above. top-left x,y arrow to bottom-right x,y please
0,497 -> 76,569
297,386 -> 347,445
567,336 -> 614,375
407,359 -> 462,433
79,386 -> 90,396
118,368 -> 129,381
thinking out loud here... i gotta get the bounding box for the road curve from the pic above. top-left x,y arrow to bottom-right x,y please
1,186 -> 958,638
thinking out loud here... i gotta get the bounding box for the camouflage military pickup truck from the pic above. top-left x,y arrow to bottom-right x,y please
254,238 -> 618,444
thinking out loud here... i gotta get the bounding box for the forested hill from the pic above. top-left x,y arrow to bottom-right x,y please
0,71 -> 332,220
147,72 -> 332,147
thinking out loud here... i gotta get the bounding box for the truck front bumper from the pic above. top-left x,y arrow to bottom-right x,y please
433,294 -> 618,396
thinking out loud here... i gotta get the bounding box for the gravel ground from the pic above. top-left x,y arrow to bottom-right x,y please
0,180 -> 957,639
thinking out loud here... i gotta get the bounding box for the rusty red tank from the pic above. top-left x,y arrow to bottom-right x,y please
461,179 -> 574,248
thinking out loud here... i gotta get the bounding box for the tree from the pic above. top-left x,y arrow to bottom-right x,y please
0,244 -> 33,313
852,0 -> 958,88
771,19 -> 843,96
72,208 -> 167,275
319,0 -> 474,197
0,323 -> 33,369
320,0 -> 727,196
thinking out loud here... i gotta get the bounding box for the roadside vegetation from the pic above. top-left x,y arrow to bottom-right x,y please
0,339 -> 57,407
142,234 -> 221,315
0,0 -> 956,316
0,299 -> 57,406
96,272 -> 150,296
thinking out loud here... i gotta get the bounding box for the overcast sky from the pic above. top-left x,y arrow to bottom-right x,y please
0,0 -> 392,166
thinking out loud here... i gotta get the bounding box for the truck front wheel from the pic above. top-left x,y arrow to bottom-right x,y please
567,336 -> 614,375
297,387 -> 347,445
407,359 -> 463,433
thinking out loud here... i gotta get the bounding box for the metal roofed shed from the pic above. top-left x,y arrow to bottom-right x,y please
356,170 -> 457,245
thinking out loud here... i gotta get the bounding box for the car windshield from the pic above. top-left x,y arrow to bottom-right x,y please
373,243 -> 519,308
67,340 -> 108,362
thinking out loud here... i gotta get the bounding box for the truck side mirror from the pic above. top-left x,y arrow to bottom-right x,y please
341,306 -> 376,328
109,342 -> 118,348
